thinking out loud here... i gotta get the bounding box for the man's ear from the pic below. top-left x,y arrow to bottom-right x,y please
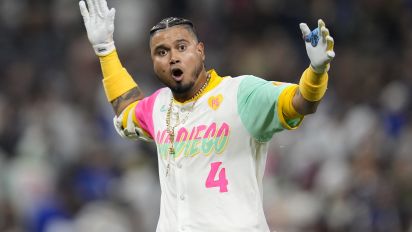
197,42 -> 205,61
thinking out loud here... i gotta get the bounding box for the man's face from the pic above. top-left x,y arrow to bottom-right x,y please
150,26 -> 205,94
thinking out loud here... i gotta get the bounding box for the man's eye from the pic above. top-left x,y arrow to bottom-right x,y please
178,44 -> 186,51
158,50 -> 167,56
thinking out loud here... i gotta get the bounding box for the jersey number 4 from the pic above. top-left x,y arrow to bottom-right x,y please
206,162 -> 228,192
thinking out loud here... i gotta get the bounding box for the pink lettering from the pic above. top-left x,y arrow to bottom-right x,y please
188,126 -> 197,141
204,123 -> 217,138
156,130 -> 162,143
194,125 -> 207,140
176,127 -> 189,142
156,130 -> 168,144
212,99 -> 219,108
216,122 -> 229,137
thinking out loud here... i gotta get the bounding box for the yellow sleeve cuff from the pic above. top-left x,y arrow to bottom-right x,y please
121,101 -> 139,129
277,84 -> 304,130
99,50 -> 138,102
120,100 -> 152,139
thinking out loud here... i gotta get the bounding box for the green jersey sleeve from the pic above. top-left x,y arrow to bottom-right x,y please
237,75 -> 301,142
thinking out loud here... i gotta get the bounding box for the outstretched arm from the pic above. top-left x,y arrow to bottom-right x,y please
79,0 -> 143,115
291,19 -> 335,115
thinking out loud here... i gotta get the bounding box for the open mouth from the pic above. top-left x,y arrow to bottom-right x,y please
171,68 -> 184,81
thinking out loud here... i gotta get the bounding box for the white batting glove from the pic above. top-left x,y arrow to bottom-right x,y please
79,0 -> 116,56
300,19 -> 335,74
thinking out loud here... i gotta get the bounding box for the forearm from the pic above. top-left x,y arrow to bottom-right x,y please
292,88 -> 320,115
111,87 -> 143,115
99,50 -> 144,115
111,87 -> 143,116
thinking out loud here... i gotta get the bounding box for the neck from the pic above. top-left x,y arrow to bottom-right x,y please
173,70 -> 209,102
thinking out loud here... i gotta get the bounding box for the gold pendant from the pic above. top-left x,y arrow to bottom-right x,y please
169,147 -> 175,155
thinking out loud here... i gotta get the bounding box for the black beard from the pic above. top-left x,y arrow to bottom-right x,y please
171,81 -> 194,94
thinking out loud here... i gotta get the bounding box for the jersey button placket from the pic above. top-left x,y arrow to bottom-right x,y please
176,158 -> 187,230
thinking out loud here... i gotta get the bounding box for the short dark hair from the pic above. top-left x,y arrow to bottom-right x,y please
149,17 -> 198,41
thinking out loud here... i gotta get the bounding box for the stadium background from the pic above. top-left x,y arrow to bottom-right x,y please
0,0 -> 411,231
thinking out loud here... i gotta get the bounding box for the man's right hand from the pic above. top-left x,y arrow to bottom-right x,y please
79,0 -> 116,56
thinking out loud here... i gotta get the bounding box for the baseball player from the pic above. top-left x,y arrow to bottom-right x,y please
79,0 -> 335,231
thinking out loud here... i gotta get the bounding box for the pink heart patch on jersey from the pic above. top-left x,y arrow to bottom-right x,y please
208,94 -> 223,110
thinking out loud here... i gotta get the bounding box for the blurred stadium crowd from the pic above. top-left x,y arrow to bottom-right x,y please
0,0 -> 411,231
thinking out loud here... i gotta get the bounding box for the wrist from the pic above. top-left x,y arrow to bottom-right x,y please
298,66 -> 328,101
99,49 -> 138,102
99,49 -> 122,78
310,63 -> 329,74
102,69 -> 137,102
94,41 -> 115,56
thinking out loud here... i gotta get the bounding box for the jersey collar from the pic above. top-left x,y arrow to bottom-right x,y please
172,69 -> 225,104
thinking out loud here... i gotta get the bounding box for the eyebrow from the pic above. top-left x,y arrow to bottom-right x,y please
153,39 -> 190,52
153,44 -> 168,52
175,39 -> 189,44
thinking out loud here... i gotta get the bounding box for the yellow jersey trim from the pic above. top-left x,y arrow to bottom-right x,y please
277,85 -> 304,130
172,69 -> 225,105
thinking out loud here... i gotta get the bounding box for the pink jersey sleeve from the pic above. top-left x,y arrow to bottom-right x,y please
134,89 -> 162,139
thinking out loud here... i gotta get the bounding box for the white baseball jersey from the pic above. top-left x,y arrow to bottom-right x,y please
115,70 -> 302,232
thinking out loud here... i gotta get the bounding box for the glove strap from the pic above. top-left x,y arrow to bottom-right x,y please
94,41 -> 116,56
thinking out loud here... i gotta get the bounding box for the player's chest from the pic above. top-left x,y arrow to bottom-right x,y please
152,91 -> 242,159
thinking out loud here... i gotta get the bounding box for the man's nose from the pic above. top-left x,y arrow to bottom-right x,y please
169,52 -> 180,64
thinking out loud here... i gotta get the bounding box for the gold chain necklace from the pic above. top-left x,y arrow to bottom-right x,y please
165,74 -> 211,177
